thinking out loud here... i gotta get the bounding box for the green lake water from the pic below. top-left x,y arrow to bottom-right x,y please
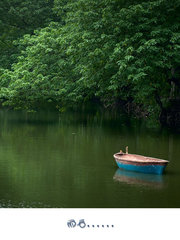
0,109 -> 180,208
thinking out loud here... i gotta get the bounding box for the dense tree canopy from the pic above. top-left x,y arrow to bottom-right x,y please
0,0 -> 57,68
0,0 -> 180,125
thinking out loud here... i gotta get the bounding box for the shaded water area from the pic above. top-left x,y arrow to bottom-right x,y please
0,109 -> 180,208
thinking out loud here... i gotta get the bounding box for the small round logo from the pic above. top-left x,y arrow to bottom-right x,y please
67,219 -> 76,228
77,219 -> 86,228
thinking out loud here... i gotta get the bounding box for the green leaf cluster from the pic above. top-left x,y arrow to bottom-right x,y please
0,0 -> 180,123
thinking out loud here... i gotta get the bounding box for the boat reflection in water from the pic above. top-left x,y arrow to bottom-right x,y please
113,169 -> 165,189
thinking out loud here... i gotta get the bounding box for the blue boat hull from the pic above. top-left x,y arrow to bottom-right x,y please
116,160 -> 167,175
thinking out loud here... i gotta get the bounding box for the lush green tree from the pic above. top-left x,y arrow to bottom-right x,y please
0,0 -> 57,68
108,0 -> 180,118
58,0 -> 180,123
0,0 -> 180,125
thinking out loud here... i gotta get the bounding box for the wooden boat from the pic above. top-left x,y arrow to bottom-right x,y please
113,147 -> 169,175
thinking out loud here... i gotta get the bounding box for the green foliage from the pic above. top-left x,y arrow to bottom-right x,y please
0,0 -> 180,124
0,0 -> 57,68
